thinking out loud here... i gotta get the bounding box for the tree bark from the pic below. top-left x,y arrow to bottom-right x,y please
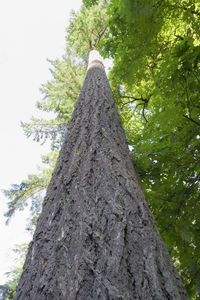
15,51 -> 188,300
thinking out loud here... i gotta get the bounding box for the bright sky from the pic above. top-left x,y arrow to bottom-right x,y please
0,0 -> 82,285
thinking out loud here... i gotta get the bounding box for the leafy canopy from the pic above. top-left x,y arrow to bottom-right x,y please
98,0 -> 200,298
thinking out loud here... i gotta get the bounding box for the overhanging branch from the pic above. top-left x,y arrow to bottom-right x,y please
120,94 -> 152,123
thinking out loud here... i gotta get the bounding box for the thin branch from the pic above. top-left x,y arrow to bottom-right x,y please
183,115 -> 200,126
134,103 -> 144,110
120,94 -> 151,123
142,103 -> 148,123
175,35 -> 184,41
120,96 -> 146,101
122,99 -> 139,106
95,25 -> 108,46
183,75 -> 192,118
89,39 -> 93,51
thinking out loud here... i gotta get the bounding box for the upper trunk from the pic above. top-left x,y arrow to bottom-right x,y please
15,51 -> 188,300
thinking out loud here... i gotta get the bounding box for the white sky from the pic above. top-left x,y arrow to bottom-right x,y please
0,0 -> 82,285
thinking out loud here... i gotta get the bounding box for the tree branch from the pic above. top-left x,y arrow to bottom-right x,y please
95,25 -> 107,46
122,98 -> 140,106
120,96 -> 144,101
142,103 -> 148,123
183,115 -> 200,126
120,95 -> 151,122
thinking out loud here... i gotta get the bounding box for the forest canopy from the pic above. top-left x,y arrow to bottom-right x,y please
2,0 -> 200,299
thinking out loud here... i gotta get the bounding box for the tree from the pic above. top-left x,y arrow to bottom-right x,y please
4,1 -> 199,297
4,6 -> 108,295
4,3 -> 106,227
96,0 -> 200,297
14,50 -> 187,299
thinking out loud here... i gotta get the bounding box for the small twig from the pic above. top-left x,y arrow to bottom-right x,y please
183,115 -> 200,126
96,25 -> 107,46
142,103 -> 148,123
93,25 -> 108,48
175,35 -> 184,40
89,39 -> 93,50
135,103 -> 144,110
183,75 -> 192,118
122,99 -> 139,106
120,95 -> 151,123
120,96 -> 145,101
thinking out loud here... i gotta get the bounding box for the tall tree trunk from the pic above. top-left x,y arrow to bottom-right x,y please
15,51 -> 188,300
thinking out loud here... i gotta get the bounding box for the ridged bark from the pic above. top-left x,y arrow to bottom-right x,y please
15,51 -> 188,300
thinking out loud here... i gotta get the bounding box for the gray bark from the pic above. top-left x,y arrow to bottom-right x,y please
14,52 -> 188,300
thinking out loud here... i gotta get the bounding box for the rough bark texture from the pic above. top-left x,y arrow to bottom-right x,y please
15,51 -> 188,300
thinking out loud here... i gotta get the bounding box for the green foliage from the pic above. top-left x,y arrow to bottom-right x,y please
0,244 -> 28,300
21,118 -> 66,150
100,0 -> 200,298
66,4 -> 107,58
0,283 -> 16,299
83,0 -> 99,8
4,150 -> 58,231
4,2 -> 108,227
22,54 -> 86,150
